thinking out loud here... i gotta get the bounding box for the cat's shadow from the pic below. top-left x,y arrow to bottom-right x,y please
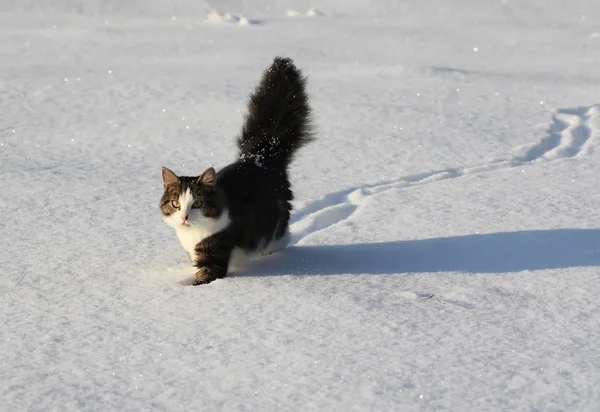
235,229 -> 600,277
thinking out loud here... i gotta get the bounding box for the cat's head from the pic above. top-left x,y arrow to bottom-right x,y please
160,167 -> 225,229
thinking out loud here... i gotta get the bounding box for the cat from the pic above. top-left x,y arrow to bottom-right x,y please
160,57 -> 313,285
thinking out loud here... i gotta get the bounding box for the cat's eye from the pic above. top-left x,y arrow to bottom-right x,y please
171,200 -> 180,209
192,200 -> 203,209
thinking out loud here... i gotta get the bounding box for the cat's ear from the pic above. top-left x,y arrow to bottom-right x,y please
197,167 -> 217,188
162,167 -> 180,189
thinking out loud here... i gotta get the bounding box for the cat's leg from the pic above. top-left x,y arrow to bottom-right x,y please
192,231 -> 234,285
262,227 -> 291,256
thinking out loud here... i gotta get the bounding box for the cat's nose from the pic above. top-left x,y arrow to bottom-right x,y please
181,215 -> 188,223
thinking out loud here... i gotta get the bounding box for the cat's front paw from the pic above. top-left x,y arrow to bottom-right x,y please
193,267 -> 224,285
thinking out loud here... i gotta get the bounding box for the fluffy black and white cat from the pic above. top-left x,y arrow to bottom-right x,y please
160,57 -> 313,285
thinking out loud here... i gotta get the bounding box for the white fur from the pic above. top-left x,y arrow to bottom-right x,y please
262,229 -> 291,256
228,247 -> 249,270
227,229 -> 291,272
163,188 -> 231,262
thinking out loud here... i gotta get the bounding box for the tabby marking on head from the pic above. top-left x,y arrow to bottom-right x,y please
160,167 -> 230,261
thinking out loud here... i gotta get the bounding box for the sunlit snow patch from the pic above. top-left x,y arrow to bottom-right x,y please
205,8 -> 254,26
306,8 -> 325,17
286,8 -> 325,18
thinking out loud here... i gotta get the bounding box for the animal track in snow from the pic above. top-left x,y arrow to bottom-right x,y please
290,104 -> 600,244
518,105 -> 599,161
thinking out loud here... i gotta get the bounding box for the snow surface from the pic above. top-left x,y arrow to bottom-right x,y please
2,0 -> 600,410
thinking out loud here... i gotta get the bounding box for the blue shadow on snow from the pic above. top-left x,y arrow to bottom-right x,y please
239,229 -> 600,276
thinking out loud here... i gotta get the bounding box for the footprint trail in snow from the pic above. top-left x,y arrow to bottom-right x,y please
290,104 -> 600,244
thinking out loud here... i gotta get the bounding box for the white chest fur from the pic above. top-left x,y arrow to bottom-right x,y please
173,211 -> 231,261
175,225 -> 215,257
162,187 -> 232,262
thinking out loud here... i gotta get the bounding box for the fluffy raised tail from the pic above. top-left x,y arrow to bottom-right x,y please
237,57 -> 313,169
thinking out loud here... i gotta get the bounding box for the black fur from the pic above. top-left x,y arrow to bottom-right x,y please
237,57 -> 313,169
161,57 -> 313,285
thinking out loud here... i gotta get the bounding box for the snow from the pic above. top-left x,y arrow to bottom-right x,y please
1,0 -> 600,410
